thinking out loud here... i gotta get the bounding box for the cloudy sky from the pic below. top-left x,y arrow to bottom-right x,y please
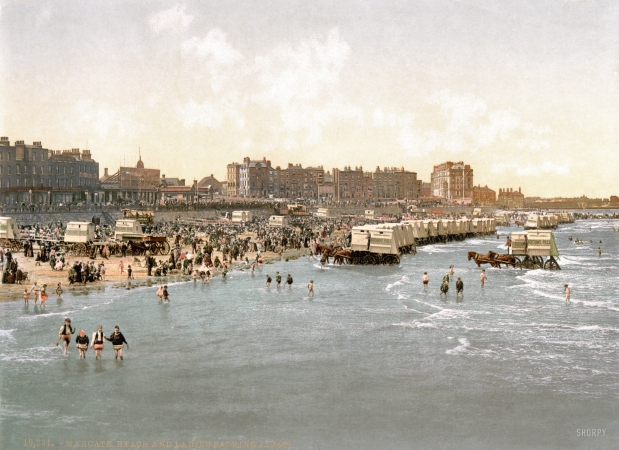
1,0 -> 617,197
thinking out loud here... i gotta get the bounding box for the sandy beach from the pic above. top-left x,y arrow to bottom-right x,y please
0,245 -> 309,302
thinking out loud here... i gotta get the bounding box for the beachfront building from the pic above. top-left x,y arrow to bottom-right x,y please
430,161 -> 474,203
197,174 -> 223,197
372,166 -> 419,200
100,155 -> 160,205
333,166 -> 373,201
238,157 -> 273,198
497,187 -> 525,208
472,185 -> 497,205
226,162 -> 242,197
318,171 -> 336,202
0,137 -> 99,205
276,163 -> 324,200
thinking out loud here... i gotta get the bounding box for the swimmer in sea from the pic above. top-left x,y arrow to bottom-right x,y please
307,280 -> 314,297
57,318 -> 75,356
56,282 -> 63,298
156,285 -> 163,302
422,272 -> 429,290
75,330 -> 89,359
163,285 -> 170,303
564,284 -> 570,303
449,265 -> 455,280
480,269 -> 487,287
39,284 -> 48,307
266,274 -> 272,287
286,274 -> 293,288
23,289 -> 30,304
455,277 -> 464,298
276,272 -> 281,288
91,325 -> 106,359
105,326 -> 128,361
440,279 -> 449,298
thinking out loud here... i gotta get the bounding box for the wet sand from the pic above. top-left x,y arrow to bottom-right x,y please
0,246 -> 309,302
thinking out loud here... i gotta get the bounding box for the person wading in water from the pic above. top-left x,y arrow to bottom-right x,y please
57,318 -> 75,356
105,326 -> 128,360
91,325 -> 106,359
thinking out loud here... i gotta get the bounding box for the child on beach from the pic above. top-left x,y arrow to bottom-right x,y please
307,280 -> 314,297
23,289 -> 30,304
156,285 -> 163,302
119,260 -> 125,275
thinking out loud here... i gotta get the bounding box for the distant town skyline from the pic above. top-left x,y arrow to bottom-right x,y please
1,1 -> 617,198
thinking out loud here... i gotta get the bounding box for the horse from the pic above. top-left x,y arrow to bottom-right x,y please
333,249 -> 352,265
487,251 -> 516,268
467,251 -> 499,268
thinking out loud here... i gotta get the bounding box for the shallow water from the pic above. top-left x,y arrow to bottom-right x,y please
2,218 -> 619,449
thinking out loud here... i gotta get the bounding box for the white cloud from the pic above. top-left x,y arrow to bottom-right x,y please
250,28 -> 362,148
149,4 -> 193,34
182,29 -> 243,66
492,162 -> 569,176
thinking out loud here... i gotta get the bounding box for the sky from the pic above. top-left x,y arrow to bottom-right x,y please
1,0 -> 618,197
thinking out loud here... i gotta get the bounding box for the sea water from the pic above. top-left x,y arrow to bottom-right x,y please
1,218 -> 618,449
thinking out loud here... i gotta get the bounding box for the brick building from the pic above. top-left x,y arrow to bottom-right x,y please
0,137 -> 99,205
472,185 -> 496,205
373,166 -> 418,200
497,187 -> 525,208
333,166 -> 373,201
430,161 -> 474,203
277,164 -> 324,200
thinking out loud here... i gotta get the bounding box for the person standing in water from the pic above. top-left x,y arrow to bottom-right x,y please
91,325 -> 106,359
455,277 -> 464,298
286,274 -> 293,288
75,330 -> 89,359
57,318 -> 75,355
105,326 -> 128,360
449,265 -> 455,280
422,272 -> 429,290
163,285 -> 170,303
440,279 -> 449,298
23,289 -> 30,304
307,280 -> 314,297
480,269 -> 487,287
266,274 -> 272,287
30,281 -> 41,304
39,284 -> 48,307
156,285 -> 163,302
56,282 -> 63,299
564,284 -> 571,303
276,272 -> 282,288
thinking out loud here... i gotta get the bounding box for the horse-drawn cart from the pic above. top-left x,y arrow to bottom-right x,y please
141,235 -> 171,255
